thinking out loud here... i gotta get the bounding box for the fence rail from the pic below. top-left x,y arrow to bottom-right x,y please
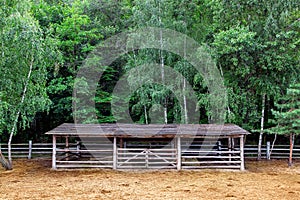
1,141 -> 300,160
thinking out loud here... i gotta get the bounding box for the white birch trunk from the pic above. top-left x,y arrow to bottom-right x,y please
0,150 -> 11,170
159,10 -> 167,124
257,93 -> 266,160
7,56 -> 34,167
183,79 -> 188,124
183,28 -> 188,124
288,133 -> 294,167
144,105 -> 148,124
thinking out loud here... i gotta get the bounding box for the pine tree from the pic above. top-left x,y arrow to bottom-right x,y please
267,83 -> 300,166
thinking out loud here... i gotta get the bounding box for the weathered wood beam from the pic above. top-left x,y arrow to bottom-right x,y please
177,137 -> 181,170
240,135 -> 245,170
52,135 -> 56,170
113,136 -> 117,170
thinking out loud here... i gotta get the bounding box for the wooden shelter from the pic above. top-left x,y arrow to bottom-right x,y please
46,123 -> 250,170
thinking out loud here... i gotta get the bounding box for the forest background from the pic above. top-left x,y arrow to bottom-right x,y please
0,0 -> 299,159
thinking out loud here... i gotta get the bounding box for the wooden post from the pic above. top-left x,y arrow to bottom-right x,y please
52,135 -> 57,169
217,141 -> 222,157
177,137 -> 181,170
120,138 -> 123,148
76,141 -> 80,158
28,140 -> 32,159
145,149 -> 149,168
65,136 -> 69,161
217,141 -> 222,151
228,138 -> 232,161
240,135 -> 245,170
266,141 -> 270,160
113,137 -> 117,170
172,140 -> 175,158
288,133 -> 294,167
120,138 -> 123,157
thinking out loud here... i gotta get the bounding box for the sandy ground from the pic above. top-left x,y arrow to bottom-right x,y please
0,159 -> 300,200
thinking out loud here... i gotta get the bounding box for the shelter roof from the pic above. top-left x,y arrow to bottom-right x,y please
46,123 -> 250,138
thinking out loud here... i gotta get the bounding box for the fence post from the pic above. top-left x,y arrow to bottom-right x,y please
240,135 -> 245,170
266,141 -> 270,160
76,141 -> 80,158
217,141 -> 222,157
65,136 -> 69,161
145,149 -> 149,168
52,135 -> 57,169
113,137 -> 117,170
177,137 -> 181,170
28,140 -> 32,159
217,141 -> 222,151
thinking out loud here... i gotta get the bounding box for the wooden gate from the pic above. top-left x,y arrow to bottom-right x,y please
117,148 -> 177,169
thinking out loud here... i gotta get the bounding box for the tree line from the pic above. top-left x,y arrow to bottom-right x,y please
0,0 -> 299,169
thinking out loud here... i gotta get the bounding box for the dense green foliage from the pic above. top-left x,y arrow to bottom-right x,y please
0,0 -> 299,146
267,83 -> 300,136
0,0 -> 58,138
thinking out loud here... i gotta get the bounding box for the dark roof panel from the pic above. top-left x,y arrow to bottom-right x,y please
46,123 -> 250,138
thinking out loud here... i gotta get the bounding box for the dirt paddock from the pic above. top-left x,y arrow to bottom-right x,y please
0,159 -> 300,200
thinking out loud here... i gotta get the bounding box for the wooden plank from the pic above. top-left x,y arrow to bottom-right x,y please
117,156 -> 176,160
182,156 -> 240,159
182,160 -> 241,164
116,165 -> 176,169
57,161 -> 113,164
10,155 -> 28,158
117,161 -> 150,164
32,148 -> 53,150
118,148 -> 176,152
119,161 -> 177,165
117,152 -> 175,156
182,150 -> 241,154
56,149 -> 113,152
56,165 -> 112,168
182,165 -> 241,169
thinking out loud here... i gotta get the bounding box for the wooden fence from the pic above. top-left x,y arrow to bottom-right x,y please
1,141 -> 300,160
244,142 -> 300,159
0,141 -> 60,159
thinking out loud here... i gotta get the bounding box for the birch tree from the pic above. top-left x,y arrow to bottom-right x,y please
211,0 -> 299,158
0,0 -> 58,170
266,83 -> 300,166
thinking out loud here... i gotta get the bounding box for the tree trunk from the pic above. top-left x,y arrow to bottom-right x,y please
7,55 -> 34,169
158,2 -> 167,124
183,29 -> 188,124
270,133 -> 277,157
183,79 -> 188,124
144,105 -> 148,124
0,151 -> 12,170
159,29 -> 167,124
257,94 -> 266,160
288,133 -> 294,167
0,32 -> 10,170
